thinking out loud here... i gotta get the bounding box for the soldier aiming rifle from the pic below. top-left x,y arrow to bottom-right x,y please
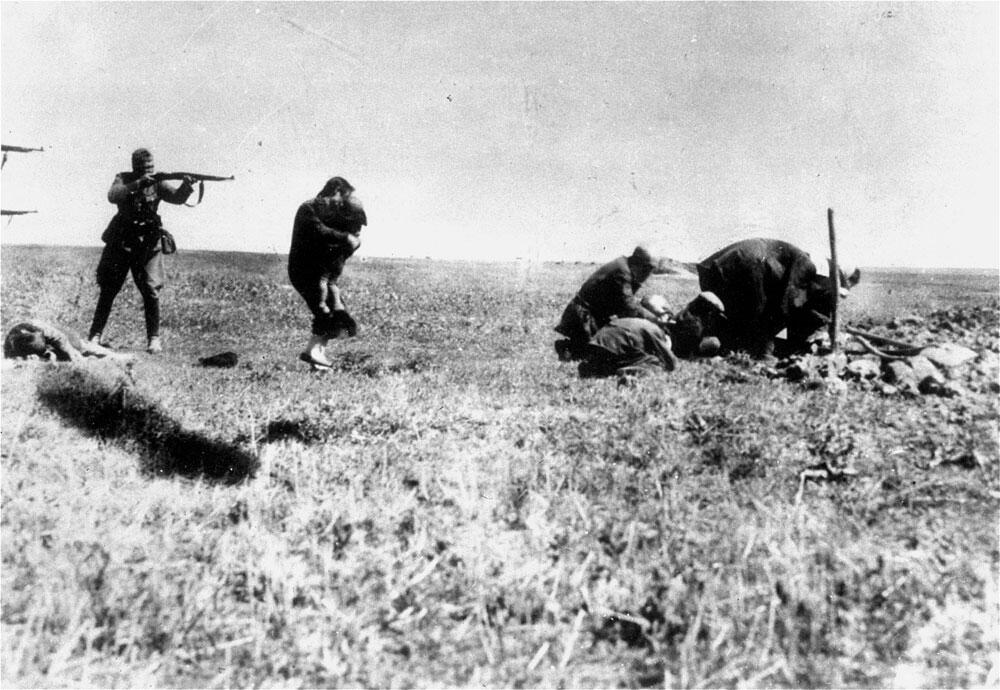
85,147 -> 233,354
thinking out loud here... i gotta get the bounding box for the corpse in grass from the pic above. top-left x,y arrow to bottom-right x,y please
4,320 -> 131,362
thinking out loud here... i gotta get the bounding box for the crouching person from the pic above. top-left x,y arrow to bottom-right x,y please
578,317 -> 677,379
666,291 -> 727,358
554,245 -> 661,361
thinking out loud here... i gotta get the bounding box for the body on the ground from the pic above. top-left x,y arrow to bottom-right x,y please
5,319 -> 129,362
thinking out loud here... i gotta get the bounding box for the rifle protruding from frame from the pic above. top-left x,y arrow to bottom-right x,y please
1,144 -> 44,170
1,145 -> 45,153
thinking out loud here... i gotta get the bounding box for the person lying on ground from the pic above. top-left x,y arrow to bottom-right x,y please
5,320 -> 133,362
555,245 -> 663,361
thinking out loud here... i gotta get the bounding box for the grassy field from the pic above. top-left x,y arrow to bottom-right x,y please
1,245 -> 998,688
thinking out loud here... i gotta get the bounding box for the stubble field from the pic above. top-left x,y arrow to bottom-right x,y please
1,245 -> 998,688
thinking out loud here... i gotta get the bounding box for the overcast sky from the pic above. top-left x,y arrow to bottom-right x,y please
1,2 -> 997,268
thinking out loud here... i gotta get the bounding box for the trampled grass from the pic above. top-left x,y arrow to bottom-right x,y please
1,245 -> 998,688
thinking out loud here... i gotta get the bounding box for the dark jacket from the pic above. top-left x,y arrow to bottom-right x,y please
102,172 -> 194,250
107,171 -> 194,219
575,256 -> 657,326
588,318 -> 675,366
696,238 -> 834,354
579,317 -> 677,377
288,197 -> 366,285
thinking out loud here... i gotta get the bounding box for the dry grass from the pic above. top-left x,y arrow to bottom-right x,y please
1,246 -> 997,688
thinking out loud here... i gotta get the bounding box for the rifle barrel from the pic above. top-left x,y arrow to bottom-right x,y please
156,172 -> 235,182
1,145 -> 44,153
1,210 -> 39,216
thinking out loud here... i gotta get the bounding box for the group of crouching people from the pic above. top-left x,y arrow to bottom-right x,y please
553,246 -> 727,379
554,239 -> 859,379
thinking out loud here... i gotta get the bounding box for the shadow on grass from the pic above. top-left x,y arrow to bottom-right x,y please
36,363 -> 257,484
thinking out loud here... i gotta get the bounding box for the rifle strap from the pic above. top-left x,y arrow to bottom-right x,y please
184,181 -> 206,207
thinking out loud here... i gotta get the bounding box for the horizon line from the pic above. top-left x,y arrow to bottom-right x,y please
1,242 -> 998,274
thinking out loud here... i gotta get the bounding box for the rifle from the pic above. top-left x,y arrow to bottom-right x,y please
2,209 -> 38,224
1,144 -> 44,169
146,172 -> 235,206
1,145 -> 44,153
154,172 -> 234,182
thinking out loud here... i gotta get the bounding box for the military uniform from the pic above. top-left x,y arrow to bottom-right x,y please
88,152 -> 194,348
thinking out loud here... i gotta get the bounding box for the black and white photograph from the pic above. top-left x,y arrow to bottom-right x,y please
1,2 -> 997,687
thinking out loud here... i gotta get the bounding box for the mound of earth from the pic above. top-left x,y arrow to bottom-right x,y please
743,304 -> 1000,399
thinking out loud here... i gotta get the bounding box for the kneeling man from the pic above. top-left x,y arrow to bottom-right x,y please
578,317 -> 677,379
555,245 -> 663,361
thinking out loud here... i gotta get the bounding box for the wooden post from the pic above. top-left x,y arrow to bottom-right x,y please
827,208 -> 839,353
